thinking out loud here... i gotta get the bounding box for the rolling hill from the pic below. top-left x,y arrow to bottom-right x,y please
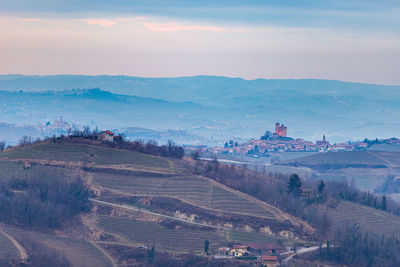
280,150 -> 400,192
0,225 -> 114,267
1,137 -> 400,265
325,201 -> 400,238
1,75 -> 400,143
0,137 -> 313,264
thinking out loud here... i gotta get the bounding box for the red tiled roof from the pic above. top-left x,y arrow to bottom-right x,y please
245,242 -> 284,251
262,255 -> 278,261
101,130 -> 114,136
232,244 -> 248,249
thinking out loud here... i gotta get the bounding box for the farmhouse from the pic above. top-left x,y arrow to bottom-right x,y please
230,244 -> 249,257
245,242 -> 285,256
98,130 -> 115,142
217,247 -> 231,256
24,160 -> 31,169
256,255 -> 279,267
218,242 -> 284,261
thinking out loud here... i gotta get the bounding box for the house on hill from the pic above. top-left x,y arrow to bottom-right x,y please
24,160 -> 31,169
230,244 -> 249,257
98,130 -> 115,142
244,242 -> 285,256
256,255 -> 279,267
217,247 -> 231,257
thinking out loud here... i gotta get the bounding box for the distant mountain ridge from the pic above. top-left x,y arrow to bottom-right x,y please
1,74 -> 399,102
0,75 -> 400,143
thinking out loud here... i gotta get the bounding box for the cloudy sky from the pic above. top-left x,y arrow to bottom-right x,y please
0,0 -> 399,84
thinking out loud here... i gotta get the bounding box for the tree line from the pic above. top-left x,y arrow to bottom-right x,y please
0,170 -> 91,228
303,224 -> 400,266
186,158 -> 400,266
9,126 -> 185,159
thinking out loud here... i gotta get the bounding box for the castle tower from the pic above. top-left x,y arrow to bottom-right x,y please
275,122 -> 287,137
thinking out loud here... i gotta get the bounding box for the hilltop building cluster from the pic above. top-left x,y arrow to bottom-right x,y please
202,122 -> 373,156
43,117 -> 78,133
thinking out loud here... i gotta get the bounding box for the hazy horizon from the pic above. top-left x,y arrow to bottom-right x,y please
1,73 -> 400,87
1,0 -> 399,84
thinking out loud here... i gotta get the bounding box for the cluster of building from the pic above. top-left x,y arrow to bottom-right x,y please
204,123 -> 373,155
42,116 -> 80,134
216,242 -> 284,266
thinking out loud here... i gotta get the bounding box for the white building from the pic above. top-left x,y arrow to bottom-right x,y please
98,130 -> 114,142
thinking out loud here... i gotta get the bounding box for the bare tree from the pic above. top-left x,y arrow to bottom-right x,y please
0,141 -> 5,151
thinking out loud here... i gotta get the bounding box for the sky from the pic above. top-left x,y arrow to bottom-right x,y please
0,0 -> 399,84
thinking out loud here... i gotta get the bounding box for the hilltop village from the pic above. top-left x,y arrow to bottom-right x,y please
203,123 -> 400,156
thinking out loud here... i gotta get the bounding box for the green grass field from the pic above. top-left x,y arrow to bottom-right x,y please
98,215 -> 281,254
0,141 -> 172,171
0,231 -> 20,260
327,201 -> 400,238
1,226 -> 113,267
94,172 -> 274,219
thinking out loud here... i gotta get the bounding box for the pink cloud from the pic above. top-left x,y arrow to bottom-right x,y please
20,18 -> 41,22
143,22 -> 223,32
86,19 -> 118,27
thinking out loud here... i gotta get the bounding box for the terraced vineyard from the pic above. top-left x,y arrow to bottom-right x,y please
98,215 -> 222,253
327,201 -> 400,238
94,172 -> 275,219
1,226 -> 113,267
98,215 -> 281,253
0,231 -> 20,260
0,140 -> 172,172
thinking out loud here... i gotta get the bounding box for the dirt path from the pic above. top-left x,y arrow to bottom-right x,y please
90,241 -> 117,267
0,156 -> 313,234
91,199 -> 233,230
0,157 -> 177,175
93,173 -> 314,234
199,175 -> 314,234
0,229 -> 28,261
99,188 -> 281,221
282,244 -> 326,264
367,151 -> 398,167
0,157 -> 83,168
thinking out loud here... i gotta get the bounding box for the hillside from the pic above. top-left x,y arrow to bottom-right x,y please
325,201 -> 400,238
0,225 -> 114,267
0,137 -> 399,265
0,138 -> 173,172
0,230 -> 21,260
2,138 -> 400,265
279,150 -> 400,192
0,137 -> 316,265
